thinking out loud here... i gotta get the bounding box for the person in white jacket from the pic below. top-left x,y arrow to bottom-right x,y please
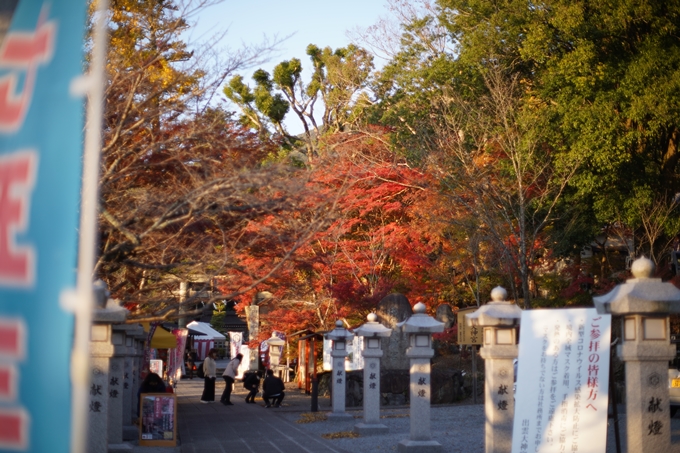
200,348 -> 218,403
220,353 -> 243,405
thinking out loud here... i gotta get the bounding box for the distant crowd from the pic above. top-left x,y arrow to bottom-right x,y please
198,348 -> 285,407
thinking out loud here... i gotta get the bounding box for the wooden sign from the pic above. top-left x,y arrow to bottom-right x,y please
139,393 -> 177,447
457,307 -> 482,345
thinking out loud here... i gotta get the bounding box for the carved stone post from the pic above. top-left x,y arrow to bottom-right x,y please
398,302 -> 444,452
108,325 -> 131,449
325,320 -> 354,420
594,257 -> 680,453
467,287 -> 521,453
89,299 -> 127,453
354,313 -> 392,435
117,324 -> 144,441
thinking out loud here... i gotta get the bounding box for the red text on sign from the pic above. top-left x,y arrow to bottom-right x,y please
0,13 -> 55,131
0,151 -> 37,287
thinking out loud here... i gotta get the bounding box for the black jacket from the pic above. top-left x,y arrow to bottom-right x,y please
243,373 -> 260,389
262,375 -> 285,396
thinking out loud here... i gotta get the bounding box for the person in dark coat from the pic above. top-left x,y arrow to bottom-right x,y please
185,349 -> 198,379
243,370 -> 263,404
137,372 -> 166,416
200,348 -> 218,403
262,369 -> 285,408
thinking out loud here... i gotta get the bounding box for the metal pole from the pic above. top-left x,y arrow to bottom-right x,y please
285,339 -> 289,383
311,337 -> 319,410
609,339 -> 622,453
69,0 -> 108,451
306,339 -> 312,394
472,346 -> 478,404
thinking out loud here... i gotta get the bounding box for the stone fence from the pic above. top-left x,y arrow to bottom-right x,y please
318,368 -> 466,407
89,296 -> 149,453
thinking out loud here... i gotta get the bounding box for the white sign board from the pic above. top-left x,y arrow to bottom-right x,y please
149,359 -> 163,377
512,308 -> 611,453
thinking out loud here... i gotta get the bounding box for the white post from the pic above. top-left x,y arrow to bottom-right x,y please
467,287 -> 521,453
326,320 -> 354,420
594,258 -> 680,453
398,303 -> 444,453
354,313 -> 391,435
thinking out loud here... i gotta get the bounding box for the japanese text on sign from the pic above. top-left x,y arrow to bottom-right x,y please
457,307 -> 482,345
511,309 -> 611,453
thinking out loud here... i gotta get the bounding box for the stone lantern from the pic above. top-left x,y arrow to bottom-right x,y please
398,302 -> 445,453
466,287 -> 521,453
593,257 -> 680,453
353,313 -> 392,435
325,320 -> 355,420
265,332 -> 285,376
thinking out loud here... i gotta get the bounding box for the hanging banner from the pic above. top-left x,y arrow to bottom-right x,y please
0,1 -> 87,452
168,329 -> 188,383
229,331 -> 243,359
511,308 -> 611,453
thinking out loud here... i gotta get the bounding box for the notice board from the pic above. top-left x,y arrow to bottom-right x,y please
139,393 -> 177,447
511,308 -> 611,453
149,359 -> 163,376
457,307 -> 482,345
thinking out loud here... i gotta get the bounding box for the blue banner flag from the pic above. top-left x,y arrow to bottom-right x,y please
0,1 -> 87,451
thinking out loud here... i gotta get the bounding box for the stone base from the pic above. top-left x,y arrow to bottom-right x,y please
354,422 -> 389,435
122,425 -> 138,441
108,443 -> 133,452
326,411 -> 354,421
397,439 -> 443,453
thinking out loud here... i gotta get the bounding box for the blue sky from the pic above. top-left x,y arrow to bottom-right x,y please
188,0 -> 391,133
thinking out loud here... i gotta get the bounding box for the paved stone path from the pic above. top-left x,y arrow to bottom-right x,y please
124,376 -> 680,452
176,378 -> 349,453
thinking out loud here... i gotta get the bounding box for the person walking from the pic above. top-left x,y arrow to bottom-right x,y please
200,348 -> 218,403
243,370 -> 263,404
220,353 -> 243,405
262,369 -> 285,408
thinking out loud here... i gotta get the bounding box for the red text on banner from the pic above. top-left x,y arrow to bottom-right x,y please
0,151 -> 37,287
0,12 -> 55,132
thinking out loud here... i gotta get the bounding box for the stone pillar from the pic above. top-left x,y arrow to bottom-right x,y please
108,325 -> 131,450
88,300 -> 128,453
118,324 -> 144,441
325,320 -> 354,420
354,313 -> 392,435
467,287 -> 521,453
398,302 -> 444,453
594,257 -> 680,453
89,324 -> 114,453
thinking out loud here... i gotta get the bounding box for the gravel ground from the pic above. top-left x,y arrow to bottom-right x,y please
278,405 -> 485,453
277,404 -> 680,453
172,378 -> 680,452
